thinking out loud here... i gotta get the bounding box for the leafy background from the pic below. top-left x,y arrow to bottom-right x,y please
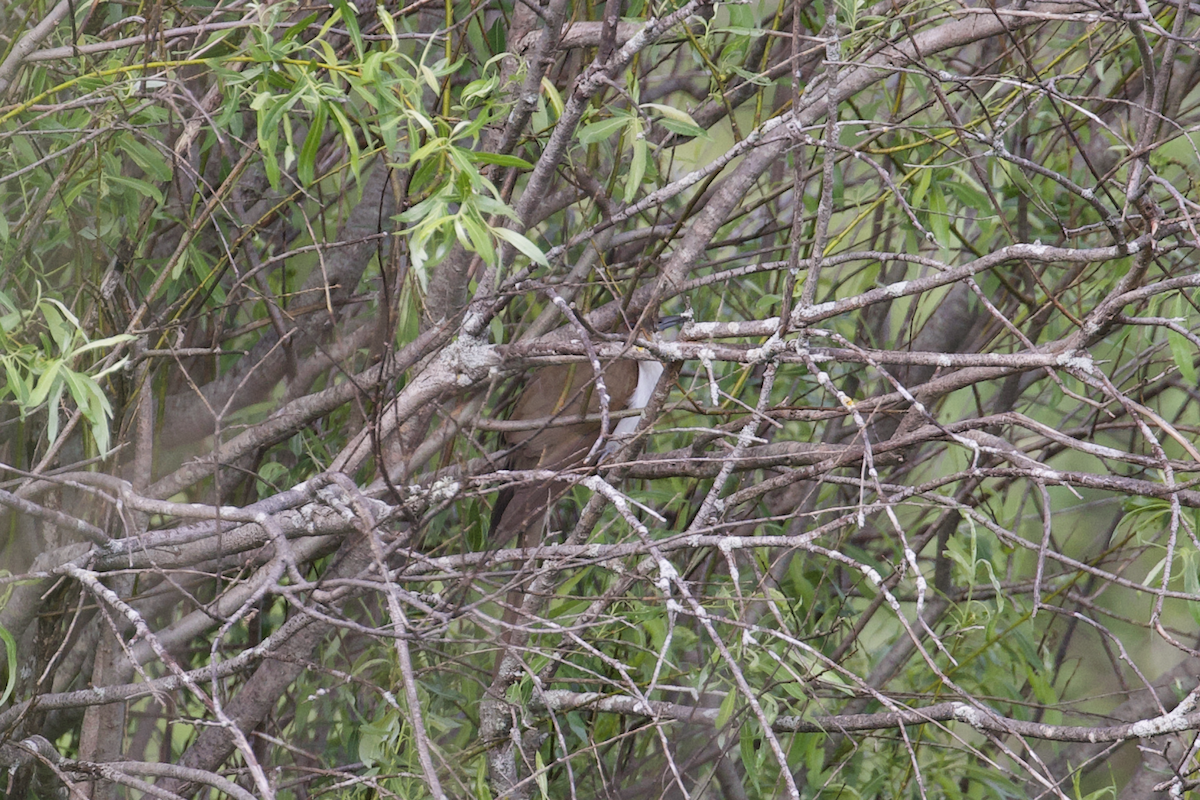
0,0 -> 1198,797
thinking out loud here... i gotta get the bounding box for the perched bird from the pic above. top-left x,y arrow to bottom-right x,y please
489,315 -> 675,546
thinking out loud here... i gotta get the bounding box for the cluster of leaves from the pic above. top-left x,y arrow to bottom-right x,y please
0,291 -> 130,455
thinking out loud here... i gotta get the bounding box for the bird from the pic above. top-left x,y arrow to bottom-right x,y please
488,314 -> 677,547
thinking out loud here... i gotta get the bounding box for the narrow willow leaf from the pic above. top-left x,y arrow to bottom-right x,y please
493,227 -> 548,266
299,100 -> 328,186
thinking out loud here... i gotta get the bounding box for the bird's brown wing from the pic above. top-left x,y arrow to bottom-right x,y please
489,360 -> 637,546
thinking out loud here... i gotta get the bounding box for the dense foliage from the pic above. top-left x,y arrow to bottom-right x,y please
1,0 -> 1199,797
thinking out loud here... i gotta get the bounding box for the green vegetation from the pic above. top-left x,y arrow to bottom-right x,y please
0,0 -> 1198,797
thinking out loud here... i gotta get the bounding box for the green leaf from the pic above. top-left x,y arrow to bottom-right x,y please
71,333 -> 136,358
0,291 -> 19,323
577,116 -> 629,146
2,359 -> 27,404
419,63 -> 440,93
83,369 -> 114,417
172,247 -> 189,281
106,174 -> 164,204
944,166 -> 989,210
474,757 -> 493,800
60,368 -> 92,415
468,151 -> 534,169
26,361 -> 61,409
257,461 -> 292,500
928,184 -> 950,247
625,131 -> 647,203
298,100 -> 328,186
462,75 -> 499,105
493,227 -> 548,266
1168,329 -> 1197,384
43,298 -> 82,333
657,116 -> 709,138
535,750 -> 549,800
40,302 -> 71,352
446,145 -> 478,180
92,356 -> 131,381
641,102 -> 705,138
0,623 -> 16,707
1167,298 -> 1197,383
121,136 -> 173,182
458,215 -> 496,265
331,0 -> 364,57
315,37 -> 339,67
713,26 -> 767,38
728,65 -> 772,86
64,369 -> 115,455
408,136 -> 447,167
715,688 -> 737,727
472,195 -> 518,224
358,711 -> 397,768
250,90 -> 274,112
740,722 -> 760,775
727,5 -> 756,27
911,166 -> 932,207
540,76 -> 564,118
45,379 -> 64,447
377,5 -> 399,48
281,11 -> 320,44
327,103 -> 361,182
1184,551 -> 1200,629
